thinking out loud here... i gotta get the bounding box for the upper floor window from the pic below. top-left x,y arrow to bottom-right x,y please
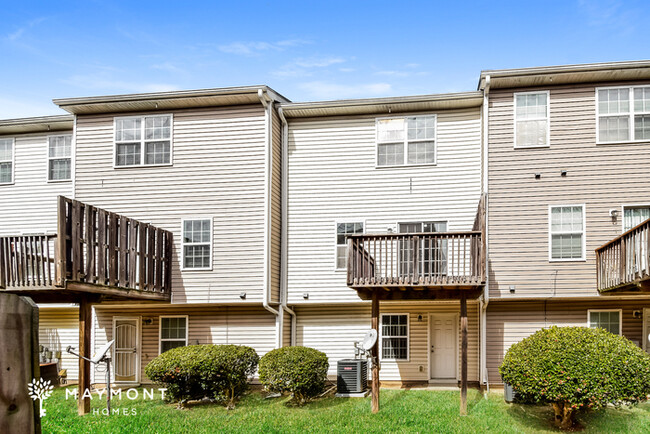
376,115 -> 436,167
115,115 -> 172,167
336,222 -> 364,269
182,218 -> 212,270
514,91 -> 549,148
624,206 -> 650,231
48,135 -> 72,181
0,138 -> 13,184
549,205 -> 585,261
597,86 -> 650,143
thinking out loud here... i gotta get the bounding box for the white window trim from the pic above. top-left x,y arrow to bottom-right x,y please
181,217 -> 213,271
0,137 -> 15,185
548,204 -> 587,262
513,90 -> 551,149
587,309 -> 622,336
158,315 -> 189,355
379,313 -> 410,362
621,204 -> 650,233
113,114 -> 174,168
46,134 -> 73,183
375,114 -> 438,168
596,85 -> 650,144
334,219 -> 366,272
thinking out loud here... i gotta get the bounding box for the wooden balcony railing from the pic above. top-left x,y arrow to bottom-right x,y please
0,196 -> 173,300
347,231 -> 485,288
596,217 -> 650,292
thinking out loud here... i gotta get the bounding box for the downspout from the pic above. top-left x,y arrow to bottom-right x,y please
277,106 -> 297,346
480,75 -> 491,392
258,89 -> 280,347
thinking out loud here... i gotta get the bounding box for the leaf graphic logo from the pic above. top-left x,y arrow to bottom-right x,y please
28,378 -> 54,417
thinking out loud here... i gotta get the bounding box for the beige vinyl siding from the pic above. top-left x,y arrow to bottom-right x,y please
74,106 -> 270,304
287,108 -> 482,304
0,132 -> 73,235
93,305 -> 276,383
282,308 -> 292,347
486,299 -> 650,384
488,81 -> 650,299
295,302 -> 479,382
39,307 -> 79,381
270,109 -> 282,304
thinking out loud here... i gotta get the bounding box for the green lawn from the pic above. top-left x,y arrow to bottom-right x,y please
41,386 -> 650,433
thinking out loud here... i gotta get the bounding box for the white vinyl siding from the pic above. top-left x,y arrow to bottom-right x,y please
48,135 -> 72,181
115,115 -> 172,167
588,309 -> 621,335
380,313 -> 409,361
597,86 -> 650,143
549,205 -> 585,261
336,222 -> 364,270
0,138 -> 14,184
159,316 -> 188,353
182,218 -> 212,270
376,115 -> 436,167
514,91 -> 549,148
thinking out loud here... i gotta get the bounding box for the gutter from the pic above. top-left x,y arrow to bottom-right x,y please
480,75 -> 490,391
277,106 -> 297,346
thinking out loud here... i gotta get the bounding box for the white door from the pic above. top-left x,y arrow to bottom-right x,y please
430,314 -> 457,380
113,317 -> 140,383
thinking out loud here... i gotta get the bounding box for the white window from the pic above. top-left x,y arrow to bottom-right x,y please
514,91 -> 549,148
597,86 -> 650,143
0,138 -> 13,184
549,205 -> 585,261
336,222 -> 364,269
159,316 -> 188,353
380,314 -> 409,360
115,115 -> 172,167
48,135 -> 72,181
588,310 -> 621,335
377,115 -> 436,167
624,206 -> 650,231
182,219 -> 212,270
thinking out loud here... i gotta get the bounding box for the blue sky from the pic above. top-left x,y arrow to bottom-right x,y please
1,0 -> 649,118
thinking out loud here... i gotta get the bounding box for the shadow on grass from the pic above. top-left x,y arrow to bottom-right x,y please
506,403 -> 559,432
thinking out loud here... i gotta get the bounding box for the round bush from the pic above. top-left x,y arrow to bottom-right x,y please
500,326 -> 650,429
145,344 -> 259,408
258,346 -> 329,405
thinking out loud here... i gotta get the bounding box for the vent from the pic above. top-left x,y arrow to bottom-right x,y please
337,359 -> 368,394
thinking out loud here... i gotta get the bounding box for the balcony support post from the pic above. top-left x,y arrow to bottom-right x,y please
78,296 -> 92,415
371,292 -> 380,413
460,292 -> 468,415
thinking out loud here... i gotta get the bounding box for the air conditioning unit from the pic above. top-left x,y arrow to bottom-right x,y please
337,359 -> 368,395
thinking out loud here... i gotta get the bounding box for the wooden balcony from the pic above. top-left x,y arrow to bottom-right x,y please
0,196 -> 173,303
596,217 -> 650,293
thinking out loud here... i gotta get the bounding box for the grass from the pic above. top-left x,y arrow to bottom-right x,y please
41,386 -> 650,433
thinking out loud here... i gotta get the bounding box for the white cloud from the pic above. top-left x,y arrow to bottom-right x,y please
5,17 -> 47,42
298,81 -> 393,100
151,62 -> 185,74
273,57 -> 346,78
218,39 -> 310,56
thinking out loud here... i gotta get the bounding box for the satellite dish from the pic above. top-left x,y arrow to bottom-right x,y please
92,340 -> 115,364
361,330 -> 378,351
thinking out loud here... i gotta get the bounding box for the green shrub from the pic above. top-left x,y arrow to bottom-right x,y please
258,346 -> 329,405
144,344 -> 259,408
500,326 -> 650,430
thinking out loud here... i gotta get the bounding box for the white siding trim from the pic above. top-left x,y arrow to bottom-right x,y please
548,204 -> 587,262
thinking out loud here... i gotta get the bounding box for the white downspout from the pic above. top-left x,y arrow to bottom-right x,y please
277,106 -> 297,346
480,75 -> 490,391
258,89 -> 280,348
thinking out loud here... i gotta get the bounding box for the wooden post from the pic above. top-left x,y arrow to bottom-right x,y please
371,292 -> 380,413
78,297 -> 92,415
460,292 -> 468,416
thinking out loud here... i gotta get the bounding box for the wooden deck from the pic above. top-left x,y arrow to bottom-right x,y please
597,217 -> 650,293
0,196 -> 173,303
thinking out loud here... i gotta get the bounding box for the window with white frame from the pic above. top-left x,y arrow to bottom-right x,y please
624,206 -> 650,231
160,316 -> 188,353
0,138 -> 12,184
549,205 -> 585,260
377,115 -> 436,167
381,314 -> 409,360
115,115 -> 171,167
597,86 -> 650,143
48,135 -> 72,181
588,310 -> 621,335
182,219 -> 212,270
515,92 -> 549,148
336,222 -> 364,269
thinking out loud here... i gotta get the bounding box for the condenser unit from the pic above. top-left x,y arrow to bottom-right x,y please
337,359 -> 368,395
